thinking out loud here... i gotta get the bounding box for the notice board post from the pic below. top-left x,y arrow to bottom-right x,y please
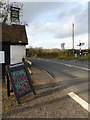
6,73 -> 10,97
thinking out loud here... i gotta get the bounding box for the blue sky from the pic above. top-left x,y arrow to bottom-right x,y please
20,1 -> 88,49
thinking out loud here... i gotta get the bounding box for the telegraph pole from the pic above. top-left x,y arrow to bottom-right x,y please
72,23 -> 74,58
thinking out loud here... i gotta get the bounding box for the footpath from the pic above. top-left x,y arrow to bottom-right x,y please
2,66 -> 88,118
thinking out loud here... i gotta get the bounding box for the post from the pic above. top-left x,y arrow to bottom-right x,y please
22,57 -> 25,63
7,73 -> 10,97
72,23 -> 74,58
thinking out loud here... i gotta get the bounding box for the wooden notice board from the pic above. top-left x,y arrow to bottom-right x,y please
6,62 -> 36,104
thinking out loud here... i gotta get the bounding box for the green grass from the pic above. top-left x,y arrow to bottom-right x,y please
57,54 -> 89,60
27,54 -> 90,60
37,56 -> 57,59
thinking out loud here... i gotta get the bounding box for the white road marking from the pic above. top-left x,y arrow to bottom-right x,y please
53,61 -> 89,71
43,70 -> 54,79
71,65 -> 89,71
46,60 -> 49,62
68,92 -> 90,112
36,58 -> 89,71
64,64 -> 72,67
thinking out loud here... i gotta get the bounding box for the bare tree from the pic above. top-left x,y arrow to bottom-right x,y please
0,0 -> 23,24
0,0 -> 10,23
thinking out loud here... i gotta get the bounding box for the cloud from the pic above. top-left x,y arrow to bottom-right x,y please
24,2 -> 88,49
25,2 -> 87,37
57,3 -> 88,36
11,0 -> 89,3
75,7 -> 88,35
21,2 -> 64,23
26,32 -> 88,49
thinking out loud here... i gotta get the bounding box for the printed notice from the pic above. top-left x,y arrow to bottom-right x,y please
0,51 -> 5,63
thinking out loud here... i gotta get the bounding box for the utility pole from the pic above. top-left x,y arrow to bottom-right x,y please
72,23 -> 74,58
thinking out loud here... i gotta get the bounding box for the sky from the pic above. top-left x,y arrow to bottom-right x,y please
19,1 -> 88,49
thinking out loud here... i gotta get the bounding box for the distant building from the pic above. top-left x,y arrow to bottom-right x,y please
0,23 -> 28,79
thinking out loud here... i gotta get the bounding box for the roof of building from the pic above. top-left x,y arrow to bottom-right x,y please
2,23 -> 28,45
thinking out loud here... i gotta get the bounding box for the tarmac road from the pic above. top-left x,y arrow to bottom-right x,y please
27,58 -> 89,108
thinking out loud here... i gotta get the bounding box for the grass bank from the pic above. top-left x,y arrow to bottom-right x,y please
57,54 -> 89,60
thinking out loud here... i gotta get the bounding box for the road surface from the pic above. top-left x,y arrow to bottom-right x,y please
27,58 -> 89,112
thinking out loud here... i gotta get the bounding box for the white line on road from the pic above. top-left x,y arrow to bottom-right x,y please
37,58 -> 41,60
64,64 -> 72,67
71,65 -> 89,71
68,92 -> 90,112
36,58 -> 90,71
53,61 -> 90,71
43,70 -> 54,79
46,60 -> 49,62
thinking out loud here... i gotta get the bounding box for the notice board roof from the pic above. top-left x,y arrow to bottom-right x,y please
2,23 -> 28,45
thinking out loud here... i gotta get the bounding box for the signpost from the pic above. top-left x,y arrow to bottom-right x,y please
6,62 -> 36,104
10,6 -> 20,23
77,41 -> 85,57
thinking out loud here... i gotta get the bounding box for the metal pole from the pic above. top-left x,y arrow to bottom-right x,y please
72,23 -> 74,58
7,73 -> 10,97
